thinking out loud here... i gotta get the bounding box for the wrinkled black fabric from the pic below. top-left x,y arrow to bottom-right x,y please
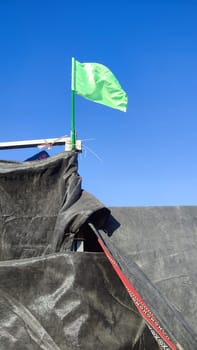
0,253 -> 152,350
0,152 -> 109,260
99,207 -> 197,350
0,152 -> 159,349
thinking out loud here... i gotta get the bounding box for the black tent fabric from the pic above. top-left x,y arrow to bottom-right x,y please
0,152 -> 196,349
98,207 -> 197,349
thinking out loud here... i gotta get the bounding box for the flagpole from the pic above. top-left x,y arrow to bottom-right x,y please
71,57 -> 76,150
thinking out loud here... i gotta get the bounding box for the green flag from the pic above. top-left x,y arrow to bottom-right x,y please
72,59 -> 128,112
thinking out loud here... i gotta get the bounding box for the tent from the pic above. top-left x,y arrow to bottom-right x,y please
0,152 -> 196,349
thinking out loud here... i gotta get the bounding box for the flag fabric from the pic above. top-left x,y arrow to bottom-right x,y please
73,59 -> 128,112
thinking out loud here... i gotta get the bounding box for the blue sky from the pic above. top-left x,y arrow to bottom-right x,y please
0,1 -> 197,206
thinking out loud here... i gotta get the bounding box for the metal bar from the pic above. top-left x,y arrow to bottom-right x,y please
0,137 -> 71,150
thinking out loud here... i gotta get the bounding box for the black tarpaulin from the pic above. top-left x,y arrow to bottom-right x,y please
0,152 -> 109,259
99,207 -> 197,349
0,152 -> 159,349
0,253 -> 152,350
0,151 -> 196,349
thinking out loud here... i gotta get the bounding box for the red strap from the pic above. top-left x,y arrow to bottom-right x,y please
98,238 -> 177,350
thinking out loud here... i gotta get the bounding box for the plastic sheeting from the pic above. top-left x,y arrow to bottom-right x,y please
0,152 -> 158,349
100,207 -> 197,349
0,253 -> 154,350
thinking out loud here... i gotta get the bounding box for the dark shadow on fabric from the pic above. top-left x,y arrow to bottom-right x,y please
74,223 -> 103,252
133,326 -> 160,350
103,214 -> 120,237
87,207 -> 110,229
